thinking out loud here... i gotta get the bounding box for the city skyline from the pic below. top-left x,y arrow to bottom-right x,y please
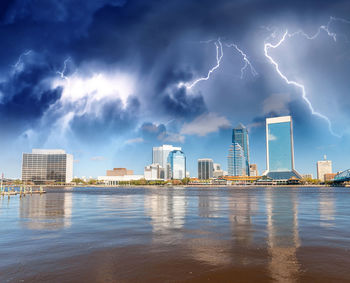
1,1 -> 350,179
17,115 -> 342,182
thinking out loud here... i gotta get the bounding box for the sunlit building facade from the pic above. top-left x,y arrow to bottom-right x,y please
264,116 -> 300,180
144,163 -> 165,180
167,150 -> 186,180
317,156 -> 332,182
22,149 -> 73,184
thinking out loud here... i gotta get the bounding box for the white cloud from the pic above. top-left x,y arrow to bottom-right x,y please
181,113 -> 231,136
125,137 -> 144,144
158,132 -> 185,143
91,156 -> 105,161
52,69 -> 137,117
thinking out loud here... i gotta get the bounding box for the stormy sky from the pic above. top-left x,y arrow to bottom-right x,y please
1,0 -> 350,178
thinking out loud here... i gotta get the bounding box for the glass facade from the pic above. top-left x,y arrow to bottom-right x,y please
198,159 -> 213,180
265,116 -> 301,180
232,124 -> 250,175
267,121 -> 292,172
167,150 -> 186,180
228,144 -> 234,176
153,145 -> 181,179
227,143 -> 247,176
22,150 -> 73,184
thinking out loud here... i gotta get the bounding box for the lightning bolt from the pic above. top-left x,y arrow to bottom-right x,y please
180,38 -> 223,89
226,43 -> 258,79
57,57 -> 71,81
12,50 -> 32,73
264,16 -> 350,138
180,38 -> 258,89
289,17 -> 337,41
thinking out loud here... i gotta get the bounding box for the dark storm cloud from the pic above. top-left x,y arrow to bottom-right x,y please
140,122 -> 184,143
1,0 -> 125,25
162,87 -> 207,119
70,96 -> 140,142
0,52 -> 62,134
1,0 -> 350,143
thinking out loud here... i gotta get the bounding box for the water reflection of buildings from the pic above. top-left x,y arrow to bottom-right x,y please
19,193 -> 72,230
198,193 -> 223,218
319,192 -> 335,227
266,190 -> 300,283
229,193 -> 258,246
186,193 -> 232,266
144,190 -> 186,233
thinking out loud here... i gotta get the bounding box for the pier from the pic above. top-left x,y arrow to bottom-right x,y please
0,185 -> 46,196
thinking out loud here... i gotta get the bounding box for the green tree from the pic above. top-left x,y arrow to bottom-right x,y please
72,178 -> 86,185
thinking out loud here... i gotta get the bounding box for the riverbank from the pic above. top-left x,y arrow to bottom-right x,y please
33,184 -> 348,189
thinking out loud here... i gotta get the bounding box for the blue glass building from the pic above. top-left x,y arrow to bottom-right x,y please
227,143 -> 246,176
232,124 -> 250,176
264,116 -> 301,180
167,150 -> 186,180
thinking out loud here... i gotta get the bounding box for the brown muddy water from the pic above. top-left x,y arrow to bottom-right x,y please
1,187 -> 350,282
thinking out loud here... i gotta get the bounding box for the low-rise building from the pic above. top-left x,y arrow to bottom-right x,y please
249,164 -> 258,176
99,166 -> 142,185
144,164 -> 164,180
106,168 -> 134,176
324,173 -> 337,182
97,175 -> 144,185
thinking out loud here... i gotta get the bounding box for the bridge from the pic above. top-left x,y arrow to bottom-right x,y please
333,169 -> 350,183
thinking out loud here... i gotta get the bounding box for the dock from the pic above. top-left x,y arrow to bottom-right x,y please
0,186 -> 46,196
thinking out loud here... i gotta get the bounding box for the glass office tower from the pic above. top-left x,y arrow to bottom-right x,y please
227,143 -> 247,176
232,124 -> 250,175
265,116 -> 300,180
22,149 -> 73,184
198,158 -> 214,179
167,150 -> 186,180
153,145 -> 181,179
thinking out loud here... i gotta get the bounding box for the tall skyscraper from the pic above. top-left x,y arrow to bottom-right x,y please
228,144 -> 234,176
153,145 -> 181,179
22,149 -> 73,184
232,124 -> 250,175
227,143 -> 247,176
167,150 -> 186,180
317,156 -> 332,182
198,159 -> 214,179
264,116 -> 300,180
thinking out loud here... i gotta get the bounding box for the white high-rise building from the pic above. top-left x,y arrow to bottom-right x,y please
22,149 -> 73,184
317,156 -> 332,182
152,145 -> 181,179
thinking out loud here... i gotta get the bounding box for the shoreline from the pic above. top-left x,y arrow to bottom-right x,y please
38,184 -> 348,189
